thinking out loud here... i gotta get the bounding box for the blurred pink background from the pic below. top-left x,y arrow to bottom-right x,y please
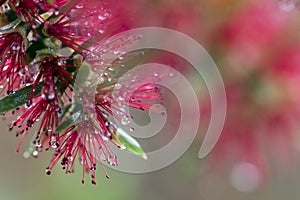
2,0 -> 300,199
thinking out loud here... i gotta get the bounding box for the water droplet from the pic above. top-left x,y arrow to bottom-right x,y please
121,116 -> 131,125
32,150 -> 39,157
48,92 -> 55,100
98,15 -> 106,21
68,156 -> 73,162
102,135 -> 109,141
58,60 -> 65,66
114,83 -> 122,89
94,129 -> 100,135
75,5 -> 83,9
25,100 -> 32,108
12,45 -> 20,51
118,96 -> 125,101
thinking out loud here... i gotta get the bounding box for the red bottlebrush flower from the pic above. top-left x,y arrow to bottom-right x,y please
12,97 -> 60,153
44,0 -> 119,55
94,66 -> 164,129
8,0 -> 70,27
125,83 -> 162,111
28,56 -> 75,102
0,31 -> 27,94
9,0 -> 45,27
46,120 -> 118,185
0,0 -> 164,184
94,82 -> 162,131
44,75 -> 162,184
10,55 -> 75,152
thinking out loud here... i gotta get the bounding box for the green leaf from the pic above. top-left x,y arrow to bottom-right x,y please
116,128 -> 147,159
55,105 -> 83,133
58,104 -> 72,120
0,19 -> 20,32
75,61 -> 92,86
55,118 -> 75,133
0,83 -> 42,113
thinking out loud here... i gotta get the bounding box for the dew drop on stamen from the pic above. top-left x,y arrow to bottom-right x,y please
98,15 -> 106,21
51,143 -> 58,149
75,5 -> 83,9
118,96 -> 125,101
32,150 -> 39,157
121,116 -> 131,125
48,92 -> 55,100
25,100 -> 32,108
94,129 -> 100,135
102,135 -> 109,141
68,156 -> 73,162
12,45 -> 20,51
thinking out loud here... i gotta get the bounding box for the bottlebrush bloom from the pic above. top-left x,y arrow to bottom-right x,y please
43,0 -> 121,55
10,56 -> 68,153
46,121 -> 118,185
0,0 -> 163,184
8,0 -> 69,27
0,31 -> 27,94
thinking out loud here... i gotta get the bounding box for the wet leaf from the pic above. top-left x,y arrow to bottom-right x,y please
0,83 -> 42,113
55,104 -> 83,133
117,128 -> 147,159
